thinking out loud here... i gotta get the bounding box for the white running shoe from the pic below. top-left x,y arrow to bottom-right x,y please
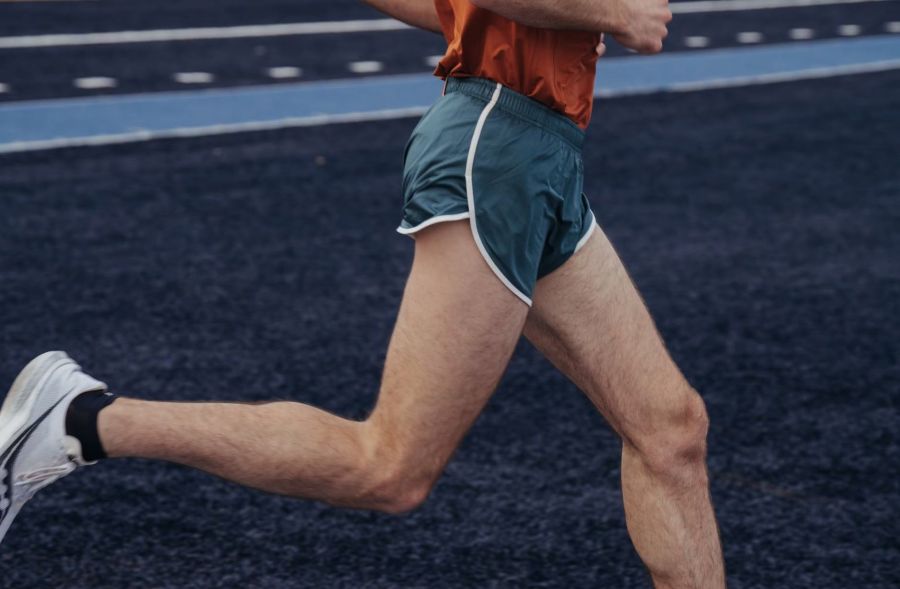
0,351 -> 108,547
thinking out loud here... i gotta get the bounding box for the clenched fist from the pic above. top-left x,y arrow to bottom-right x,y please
612,0 -> 673,54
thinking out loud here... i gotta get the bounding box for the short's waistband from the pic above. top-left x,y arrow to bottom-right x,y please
444,76 -> 585,150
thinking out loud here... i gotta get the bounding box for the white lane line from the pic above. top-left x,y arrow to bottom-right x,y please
267,66 -> 303,79
0,20 -> 411,49
838,24 -> 863,36
656,58 -> 900,93
73,76 -> 117,89
0,108 -> 432,155
789,28 -> 816,39
173,72 -> 214,84
737,31 -> 765,43
669,0 -> 894,13
684,35 -> 711,48
424,55 -> 444,67
887,21 -> 900,32
0,0 -> 894,49
0,83 -> 8,94
348,61 -> 384,74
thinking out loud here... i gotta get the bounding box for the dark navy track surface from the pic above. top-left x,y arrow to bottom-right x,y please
0,0 -> 381,36
0,70 -> 898,587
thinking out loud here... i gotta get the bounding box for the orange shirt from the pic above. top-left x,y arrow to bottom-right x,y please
433,0 -> 601,128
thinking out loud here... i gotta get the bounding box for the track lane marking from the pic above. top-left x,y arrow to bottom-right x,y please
267,66 -> 303,79
670,0 -> 894,12
685,36 -> 711,48
0,20 -> 412,49
348,61 -> 384,74
173,72 -> 214,84
838,24 -> 863,35
737,31 -> 765,43
0,36 -> 898,154
789,28 -> 816,39
0,0 -> 895,49
73,76 -> 116,89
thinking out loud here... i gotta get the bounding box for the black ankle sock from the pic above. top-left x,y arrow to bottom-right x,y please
65,390 -> 118,461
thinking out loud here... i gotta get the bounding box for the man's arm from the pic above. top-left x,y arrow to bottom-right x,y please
363,0 -> 443,33
470,0 -> 672,54
471,0 -> 625,32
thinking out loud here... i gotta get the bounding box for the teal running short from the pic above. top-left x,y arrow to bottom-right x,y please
398,76 -> 596,306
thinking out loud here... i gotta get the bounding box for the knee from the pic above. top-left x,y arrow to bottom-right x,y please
628,388 -> 710,483
348,429 -> 438,515
360,465 -> 434,515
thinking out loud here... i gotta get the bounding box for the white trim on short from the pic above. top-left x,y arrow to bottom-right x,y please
395,212 -> 471,235
464,83 -> 533,307
574,212 -> 598,254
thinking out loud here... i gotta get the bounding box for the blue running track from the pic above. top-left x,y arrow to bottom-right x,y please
1,35 -> 898,152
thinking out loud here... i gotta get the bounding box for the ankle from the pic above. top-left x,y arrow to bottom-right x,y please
65,390 -> 118,462
95,396 -> 137,459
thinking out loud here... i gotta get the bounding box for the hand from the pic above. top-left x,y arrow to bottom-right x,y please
611,0 -> 672,54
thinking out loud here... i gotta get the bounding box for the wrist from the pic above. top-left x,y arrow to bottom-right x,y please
600,0 -> 631,35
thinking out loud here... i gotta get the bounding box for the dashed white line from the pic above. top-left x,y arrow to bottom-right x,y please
425,55 -> 444,67
73,76 -> 117,89
737,31 -> 764,43
348,61 -> 384,74
267,66 -> 303,79
838,24 -> 862,36
887,22 -> 900,33
0,83 -> 8,94
173,72 -> 214,84
789,28 -> 815,40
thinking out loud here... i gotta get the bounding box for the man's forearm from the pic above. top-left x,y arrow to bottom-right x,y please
470,0 -> 628,33
363,0 -> 443,33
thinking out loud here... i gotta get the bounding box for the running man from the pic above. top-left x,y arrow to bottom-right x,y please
0,0 -> 726,586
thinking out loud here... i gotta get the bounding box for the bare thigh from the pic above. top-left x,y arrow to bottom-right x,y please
524,226 -> 696,449
364,220 -> 529,490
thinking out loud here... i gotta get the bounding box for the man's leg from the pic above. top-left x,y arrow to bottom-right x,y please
524,226 -> 726,588
98,221 -> 529,513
